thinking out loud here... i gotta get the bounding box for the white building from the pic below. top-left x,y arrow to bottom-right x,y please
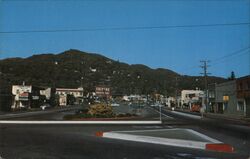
181,90 -> 204,109
11,85 -> 32,109
12,85 -> 32,96
40,88 -> 52,100
165,97 -> 175,108
56,87 -> 84,105
56,87 -> 84,98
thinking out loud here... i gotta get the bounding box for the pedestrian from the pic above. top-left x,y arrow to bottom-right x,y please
200,105 -> 205,119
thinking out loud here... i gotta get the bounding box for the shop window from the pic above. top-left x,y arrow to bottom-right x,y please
237,100 -> 245,111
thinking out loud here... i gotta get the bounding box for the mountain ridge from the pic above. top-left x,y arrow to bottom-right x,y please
0,49 -> 225,95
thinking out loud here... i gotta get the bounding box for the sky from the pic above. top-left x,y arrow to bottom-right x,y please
0,0 -> 249,78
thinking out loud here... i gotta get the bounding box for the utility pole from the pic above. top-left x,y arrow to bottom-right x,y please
175,77 -> 178,108
200,60 -> 211,112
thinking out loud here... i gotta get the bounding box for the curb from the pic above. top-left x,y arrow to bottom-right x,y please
97,129 -> 234,153
205,143 -> 234,153
95,131 -> 104,137
0,120 -> 162,124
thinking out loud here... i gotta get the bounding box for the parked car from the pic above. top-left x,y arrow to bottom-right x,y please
111,103 -> 120,107
40,104 -> 51,110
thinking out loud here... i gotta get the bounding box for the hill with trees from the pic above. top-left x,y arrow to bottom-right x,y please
0,49 -> 225,96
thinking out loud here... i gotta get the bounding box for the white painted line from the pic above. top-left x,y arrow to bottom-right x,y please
0,120 -> 162,124
147,106 -> 173,119
166,126 -> 173,129
111,128 -> 181,133
132,126 -> 164,129
103,132 -> 208,150
102,128 -> 221,150
186,129 -> 221,143
171,111 -> 201,119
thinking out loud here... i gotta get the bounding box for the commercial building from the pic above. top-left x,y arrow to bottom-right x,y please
56,87 -> 84,105
11,85 -> 42,110
209,75 -> 250,119
214,80 -> 238,115
236,75 -> 250,118
181,90 -> 204,110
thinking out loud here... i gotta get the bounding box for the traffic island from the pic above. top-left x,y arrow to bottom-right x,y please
97,128 -> 234,153
63,103 -> 139,121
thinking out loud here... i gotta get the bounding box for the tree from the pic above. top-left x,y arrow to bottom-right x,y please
228,71 -> 236,80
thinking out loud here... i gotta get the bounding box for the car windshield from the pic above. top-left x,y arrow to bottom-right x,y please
0,1 -> 249,159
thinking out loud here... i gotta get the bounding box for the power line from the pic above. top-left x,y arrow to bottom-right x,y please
211,46 -> 250,63
178,46 -> 250,74
211,49 -> 250,66
0,22 -> 249,34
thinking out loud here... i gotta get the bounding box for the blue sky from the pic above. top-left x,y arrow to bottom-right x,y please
0,0 -> 249,78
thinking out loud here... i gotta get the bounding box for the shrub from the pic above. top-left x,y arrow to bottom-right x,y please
88,103 -> 115,118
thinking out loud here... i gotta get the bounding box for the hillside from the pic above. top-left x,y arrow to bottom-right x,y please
0,49 -> 225,96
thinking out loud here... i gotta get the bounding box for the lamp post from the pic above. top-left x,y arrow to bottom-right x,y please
159,104 -> 162,121
81,76 -> 84,104
54,61 -> 58,88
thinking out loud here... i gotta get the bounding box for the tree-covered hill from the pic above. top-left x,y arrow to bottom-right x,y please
0,49 -> 225,96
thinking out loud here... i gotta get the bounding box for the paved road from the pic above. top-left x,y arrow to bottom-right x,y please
0,105 -> 249,159
0,124 -> 245,159
0,105 -> 83,120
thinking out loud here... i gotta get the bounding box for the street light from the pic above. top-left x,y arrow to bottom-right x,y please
81,76 -> 84,104
159,104 -> 162,122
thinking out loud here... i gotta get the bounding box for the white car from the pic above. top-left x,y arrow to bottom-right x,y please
40,104 -> 51,110
111,103 -> 120,107
151,103 -> 163,107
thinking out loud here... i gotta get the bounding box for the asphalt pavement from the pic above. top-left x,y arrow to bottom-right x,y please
0,104 -> 249,159
0,124 -> 246,159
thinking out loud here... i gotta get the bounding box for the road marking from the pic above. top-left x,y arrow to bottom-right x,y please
132,126 -> 163,129
186,129 -> 220,143
147,106 -> 173,119
100,128 -> 233,152
110,128 -> 174,133
0,120 -> 162,124
103,131 -> 209,150
171,111 -> 201,119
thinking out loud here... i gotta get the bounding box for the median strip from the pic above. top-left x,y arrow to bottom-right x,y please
0,120 -> 162,124
97,128 -> 234,153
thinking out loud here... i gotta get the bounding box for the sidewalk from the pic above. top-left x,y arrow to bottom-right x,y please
0,105 -> 82,120
204,113 -> 250,125
173,108 -> 250,125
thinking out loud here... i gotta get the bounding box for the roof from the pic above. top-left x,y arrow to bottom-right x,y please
56,88 -> 83,92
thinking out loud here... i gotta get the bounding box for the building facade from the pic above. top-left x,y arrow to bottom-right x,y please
181,90 -> 204,109
11,85 -> 42,110
212,76 -> 250,118
56,87 -> 84,105
236,75 -> 250,118
214,80 -> 239,115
